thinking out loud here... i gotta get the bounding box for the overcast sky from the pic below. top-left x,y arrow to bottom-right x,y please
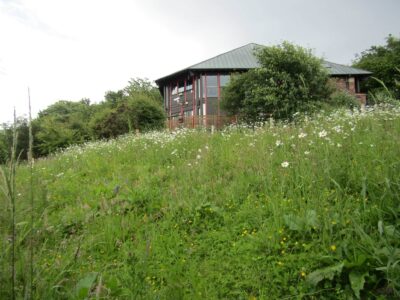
0,0 -> 399,124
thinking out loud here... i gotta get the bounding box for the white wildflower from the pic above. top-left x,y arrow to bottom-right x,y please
304,151 -> 310,155
281,161 -> 289,168
275,140 -> 283,147
318,130 -> 327,138
332,125 -> 342,133
196,154 -> 201,160
298,132 -> 307,138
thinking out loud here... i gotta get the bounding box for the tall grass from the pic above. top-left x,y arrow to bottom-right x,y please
0,109 -> 19,300
28,87 -> 34,299
1,105 -> 400,299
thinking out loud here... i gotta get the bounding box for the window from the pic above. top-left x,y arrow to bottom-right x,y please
164,86 -> 169,109
207,75 -> 218,97
184,110 -> 193,117
197,78 -> 201,99
220,75 -> 230,87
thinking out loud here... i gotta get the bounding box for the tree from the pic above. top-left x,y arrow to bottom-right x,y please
90,78 -> 164,139
353,34 -> 400,98
221,42 -> 332,121
0,118 -> 31,163
34,100 -> 93,155
124,78 -> 162,104
104,90 -> 125,108
90,95 -> 165,139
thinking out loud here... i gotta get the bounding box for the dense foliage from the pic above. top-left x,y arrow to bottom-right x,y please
90,94 -> 165,139
353,34 -> 400,99
0,118 -> 30,162
0,78 -> 165,161
1,106 -> 400,299
221,42 -> 333,121
33,99 -> 94,156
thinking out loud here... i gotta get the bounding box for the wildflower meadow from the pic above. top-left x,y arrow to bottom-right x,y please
1,105 -> 400,299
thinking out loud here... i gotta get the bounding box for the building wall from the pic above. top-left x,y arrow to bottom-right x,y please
332,76 -> 357,94
163,73 -> 231,119
163,74 -> 368,121
331,76 -> 367,105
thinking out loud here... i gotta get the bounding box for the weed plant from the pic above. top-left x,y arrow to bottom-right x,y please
1,105 -> 400,299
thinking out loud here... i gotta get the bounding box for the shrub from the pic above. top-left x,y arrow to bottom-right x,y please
222,42 -> 333,122
90,97 -> 165,139
328,90 -> 360,109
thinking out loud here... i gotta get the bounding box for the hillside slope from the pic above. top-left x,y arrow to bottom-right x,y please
1,106 -> 400,299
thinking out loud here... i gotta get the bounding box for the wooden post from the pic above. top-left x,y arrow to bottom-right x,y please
217,73 -> 221,129
204,73 -> 207,127
168,84 -> 172,130
192,76 -> 196,128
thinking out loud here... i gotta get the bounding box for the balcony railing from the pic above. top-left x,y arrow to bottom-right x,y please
167,115 -> 237,130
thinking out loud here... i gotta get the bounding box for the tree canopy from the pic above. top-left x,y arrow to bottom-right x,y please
0,78 -> 165,161
221,42 -> 333,122
353,34 -> 400,98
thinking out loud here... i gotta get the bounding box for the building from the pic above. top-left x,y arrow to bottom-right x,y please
155,43 -> 371,129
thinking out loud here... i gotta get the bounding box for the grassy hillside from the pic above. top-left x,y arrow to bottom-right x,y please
1,106 -> 400,299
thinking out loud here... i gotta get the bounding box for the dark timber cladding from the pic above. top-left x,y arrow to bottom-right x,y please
155,43 -> 372,129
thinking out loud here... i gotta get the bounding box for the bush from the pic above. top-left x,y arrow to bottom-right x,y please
353,34 -> 400,98
368,89 -> 398,105
33,100 -> 93,156
90,96 -> 165,139
328,91 -> 360,109
222,42 -> 333,122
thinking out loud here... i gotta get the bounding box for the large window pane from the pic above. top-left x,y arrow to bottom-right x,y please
220,75 -> 230,87
207,75 -> 218,97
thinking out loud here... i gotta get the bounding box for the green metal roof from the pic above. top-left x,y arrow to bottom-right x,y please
156,43 -> 371,83
322,61 -> 371,76
188,43 -> 262,69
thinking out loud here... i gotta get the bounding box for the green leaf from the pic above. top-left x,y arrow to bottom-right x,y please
16,221 -> 28,226
284,210 -> 318,232
75,272 -> 98,299
305,210 -> 318,228
384,225 -> 399,238
344,255 -> 367,268
349,271 -> 367,299
306,262 -> 344,286
283,214 -> 302,231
